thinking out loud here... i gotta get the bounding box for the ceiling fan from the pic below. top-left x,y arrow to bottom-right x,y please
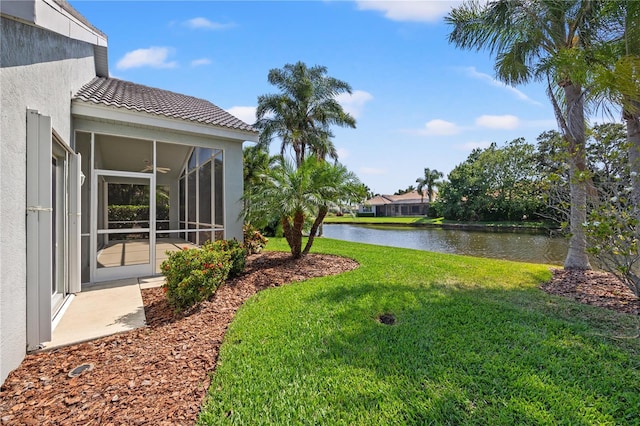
141,160 -> 170,174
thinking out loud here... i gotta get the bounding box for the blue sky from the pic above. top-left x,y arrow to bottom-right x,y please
71,0 -> 559,195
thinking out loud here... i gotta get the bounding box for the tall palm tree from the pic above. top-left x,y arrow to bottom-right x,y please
254,62 -> 356,167
416,168 -> 443,204
446,0 -> 604,270
587,1 -> 640,207
244,156 -> 363,258
584,1 -> 640,298
621,2 -> 640,211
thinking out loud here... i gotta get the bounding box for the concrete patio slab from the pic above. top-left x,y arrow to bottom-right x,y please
139,276 -> 165,289
44,278 -> 146,350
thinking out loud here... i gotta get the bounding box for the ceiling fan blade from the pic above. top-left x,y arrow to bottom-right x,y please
140,165 -> 170,173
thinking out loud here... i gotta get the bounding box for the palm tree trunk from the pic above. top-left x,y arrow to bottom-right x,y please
626,100 -> 640,215
281,217 -> 296,256
293,144 -> 304,169
292,210 -> 305,258
563,83 -> 592,270
282,212 -> 304,259
626,1 -> 640,222
303,205 -> 328,255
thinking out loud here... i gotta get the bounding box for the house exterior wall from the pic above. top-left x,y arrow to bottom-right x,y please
0,16 -> 97,384
373,203 -> 426,217
223,141 -> 244,241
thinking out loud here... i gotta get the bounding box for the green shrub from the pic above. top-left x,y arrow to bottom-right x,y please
161,238 -> 250,311
161,247 -> 231,312
427,201 -> 444,218
243,224 -> 269,254
109,205 -> 169,224
356,212 -> 375,217
204,239 -> 247,278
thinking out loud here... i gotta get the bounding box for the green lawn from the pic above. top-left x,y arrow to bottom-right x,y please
198,239 -> 640,425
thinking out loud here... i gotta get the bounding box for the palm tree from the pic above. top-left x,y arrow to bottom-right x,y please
244,156 -> 363,258
243,144 -> 276,225
310,135 -> 339,163
620,2 -> 640,211
254,62 -> 356,167
416,168 -> 443,204
588,1 -> 640,208
394,185 -> 416,195
583,1 -> 640,298
243,144 -> 272,188
446,0 -> 604,270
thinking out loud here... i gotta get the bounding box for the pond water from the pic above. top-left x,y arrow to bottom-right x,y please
322,224 -> 569,266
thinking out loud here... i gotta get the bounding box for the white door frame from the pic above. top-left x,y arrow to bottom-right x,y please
50,147 -> 67,314
90,169 -> 156,282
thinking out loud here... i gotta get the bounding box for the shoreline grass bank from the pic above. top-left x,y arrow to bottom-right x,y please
323,216 -> 559,233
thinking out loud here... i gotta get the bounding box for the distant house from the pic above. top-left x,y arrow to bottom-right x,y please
360,190 -> 429,217
0,0 -> 258,384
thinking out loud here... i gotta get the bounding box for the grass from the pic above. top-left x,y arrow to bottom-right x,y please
323,215 -> 553,229
198,239 -> 640,425
324,215 -> 442,225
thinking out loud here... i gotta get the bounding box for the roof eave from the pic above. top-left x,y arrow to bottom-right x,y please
72,100 -> 259,142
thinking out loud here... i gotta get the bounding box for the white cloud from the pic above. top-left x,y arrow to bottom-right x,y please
226,106 -> 257,125
360,167 -> 387,175
418,119 -> 462,136
116,47 -> 177,70
185,17 -> 235,30
475,114 -> 520,130
335,90 -> 373,119
337,147 -> 350,160
461,67 -> 542,106
191,58 -> 212,67
456,140 -> 492,151
355,0 -> 462,22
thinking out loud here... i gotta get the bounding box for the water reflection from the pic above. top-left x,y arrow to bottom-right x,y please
323,224 -> 568,265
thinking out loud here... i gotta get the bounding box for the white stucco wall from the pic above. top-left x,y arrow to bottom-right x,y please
0,16 -> 97,384
223,140 -> 244,241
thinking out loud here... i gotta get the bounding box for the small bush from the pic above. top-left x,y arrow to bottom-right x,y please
204,239 -> 247,278
427,201 -> 444,218
161,247 -> 231,312
243,224 -> 269,254
109,205 -> 169,224
356,212 -> 375,217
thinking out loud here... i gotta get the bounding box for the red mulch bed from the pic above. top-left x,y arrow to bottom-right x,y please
2,253 -> 638,425
0,252 -> 358,425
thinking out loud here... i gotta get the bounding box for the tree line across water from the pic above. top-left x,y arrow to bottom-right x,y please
422,123 -> 627,225
243,0 -> 639,299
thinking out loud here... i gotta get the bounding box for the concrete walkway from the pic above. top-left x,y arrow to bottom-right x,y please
44,276 -> 165,350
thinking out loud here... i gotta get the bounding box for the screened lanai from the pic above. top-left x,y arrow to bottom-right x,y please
71,77 -> 257,284
74,133 -> 231,283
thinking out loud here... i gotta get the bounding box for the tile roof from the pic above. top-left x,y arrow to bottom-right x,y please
73,77 -> 257,133
366,190 -> 427,205
366,195 -> 393,205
